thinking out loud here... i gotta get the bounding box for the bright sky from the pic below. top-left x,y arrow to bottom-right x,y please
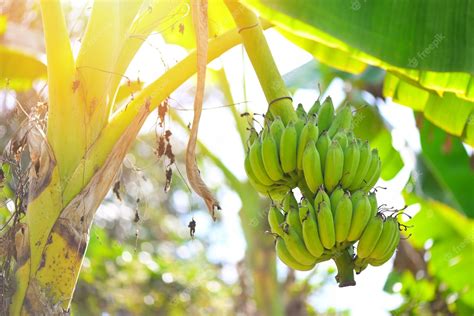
91,24 -> 424,315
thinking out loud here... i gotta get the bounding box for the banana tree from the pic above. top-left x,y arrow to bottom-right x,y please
0,0 -> 296,314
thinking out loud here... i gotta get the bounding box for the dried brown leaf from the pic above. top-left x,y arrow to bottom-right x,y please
186,0 -> 220,220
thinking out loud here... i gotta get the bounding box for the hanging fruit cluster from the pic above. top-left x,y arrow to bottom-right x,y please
245,97 -> 405,287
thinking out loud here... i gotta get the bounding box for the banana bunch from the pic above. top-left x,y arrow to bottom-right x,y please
247,97 -> 405,286
245,98 -> 382,200
268,188 -> 402,286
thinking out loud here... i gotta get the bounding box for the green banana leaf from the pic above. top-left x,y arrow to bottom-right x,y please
0,45 -> 46,91
278,28 -> 366,75
242,0 -> 474,144
414,119 -> 474,217
352,103 -> 404,181
404,192 -> 474,309
384,73 -> 474,145
243,0 -> 474,73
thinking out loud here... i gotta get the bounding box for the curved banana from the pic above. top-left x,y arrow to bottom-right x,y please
282,224 -> 317,266
328,105 -> 352,137
282,191 -> 298,213
296,103 -> 307,120
361,149 -> 380,191
302,140 -> 324,193
308,100 -> 321,117
297,116 -> 319,170
333,131 -> 348,150
354,256 -> 368,274
368,192 -> 378,218
249,137 -> 274,186
363,154 -> 381,192
275,237 -> 315,271
350,190 -> 366,208
341,139 -> 360,189
330,186 -> 345,215
357,213 -> 384,258
295,118 -> 306,140
368,226 -> 400,267
347,195 -> 371,242
334,192 -> 353,243
261,133 -> 285,181
317,97 -> 335,132
280,121 -> 298,174
316,131 -> 330,171
369,216 -> 398,261
270,117 -> 285,151
349,141 -> 372,190
301,199 -> 325,258
314,187 -> 331,208
324,140 -> 344,193
316,201 -> 336,249
245,154 -> 272,192
268,204 -> 285,236
286,201 -> 303,238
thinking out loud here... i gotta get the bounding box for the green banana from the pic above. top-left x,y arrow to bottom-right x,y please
268,204 -> 285,236
333,131 -> 348,150
308,100 -> 321,117
270,117 -> 285,151
314,186 -> 331,208
346,131 -> 355,144
261,132 -> 285,181
361,149 -> 380,191
328,105 -> 352,137
316,131 -> 330,171
286,201 -> 303,237
368,226 -> 400,267
316,201 -> 336,249
302,140 -> 324,193
275,237 -> 315,271
354,256 -> 368,274
341,139 -> 360,189
317,97 -> 335,132
324,140 -> 344,193
334,192 -> 353,244
282,191 -> 298,213
296,116 -> 319,170
296,103 -> 307,120
368,192 -> 378,218
330,186 -> 345,215
350,190 -> 366,208
348,141 -> 372,190
347,195 -> 371,242
282,224 -> 317,265
363,155 -> 382,192
369,216 -> 398,261
279,121 -> 298,173
300,199 -> 325,258
245,154 -> 271,190
357,213 -> 384,258
249,138 -> 275,186
295,118 -> 306,140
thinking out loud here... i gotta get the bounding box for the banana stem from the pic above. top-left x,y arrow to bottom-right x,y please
224,0 -> 296,124
333,248 -> 356,287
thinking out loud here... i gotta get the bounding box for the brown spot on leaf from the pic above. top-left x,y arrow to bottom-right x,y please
72,80 -> 80,93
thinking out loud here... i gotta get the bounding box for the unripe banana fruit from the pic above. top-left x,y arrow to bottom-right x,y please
244,98 -> 404,284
